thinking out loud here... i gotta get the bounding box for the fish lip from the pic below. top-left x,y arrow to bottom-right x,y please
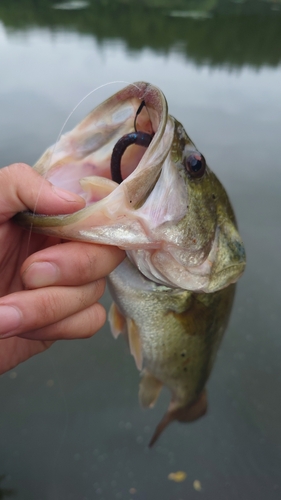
207,262 -> 246,292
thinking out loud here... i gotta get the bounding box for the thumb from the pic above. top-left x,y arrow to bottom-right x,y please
0,163 -> 85,223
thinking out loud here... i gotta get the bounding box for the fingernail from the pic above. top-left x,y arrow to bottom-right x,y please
22,262 -> 60,288
0,306 -> 22,338
52,186 -> 82,203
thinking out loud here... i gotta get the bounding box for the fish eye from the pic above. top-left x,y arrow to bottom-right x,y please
185,153 -> 206,179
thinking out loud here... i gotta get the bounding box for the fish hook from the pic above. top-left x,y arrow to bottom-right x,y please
110,100 -> 153,184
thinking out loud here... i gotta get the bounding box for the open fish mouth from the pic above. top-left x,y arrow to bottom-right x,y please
15,82 -> 246,293
29,82 -> 169,209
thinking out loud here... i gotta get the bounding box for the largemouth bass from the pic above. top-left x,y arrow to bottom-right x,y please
15,82 -> 246,446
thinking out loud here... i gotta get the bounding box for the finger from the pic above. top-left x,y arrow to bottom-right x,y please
19,302 -> 106,341
21,242 -> 125,288
0,163 -> 85,223
0,336 -> 54,376
0,279 -> 105,339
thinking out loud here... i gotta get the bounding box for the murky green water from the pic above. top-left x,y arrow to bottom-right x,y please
0,1 -> 281,498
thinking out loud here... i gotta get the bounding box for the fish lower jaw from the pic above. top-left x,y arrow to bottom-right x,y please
124,251 -> 243,292
207,263 -> 246,292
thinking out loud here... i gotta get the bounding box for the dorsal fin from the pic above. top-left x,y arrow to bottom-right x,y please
139,370 -> 163,409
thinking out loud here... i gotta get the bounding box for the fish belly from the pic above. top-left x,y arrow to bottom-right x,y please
107,258 -> 235,410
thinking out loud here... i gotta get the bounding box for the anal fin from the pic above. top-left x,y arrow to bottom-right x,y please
139,369 -> 163,409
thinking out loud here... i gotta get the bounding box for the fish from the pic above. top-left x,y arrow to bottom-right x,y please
15,82 -> 246,446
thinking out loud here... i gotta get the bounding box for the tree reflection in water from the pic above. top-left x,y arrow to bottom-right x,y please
0,0 -> 281,69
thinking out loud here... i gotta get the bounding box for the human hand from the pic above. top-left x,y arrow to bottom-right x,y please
0,163 -> 125,375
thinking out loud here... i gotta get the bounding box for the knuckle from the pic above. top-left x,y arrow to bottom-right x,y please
36,289 -> 62,324
64,244 -> 100,283
92,278 -> 106,300
4,163 -> 31,179
77,280 -> 105,308
83,304 -> 106,338
78,245 -> 99,281
77,253 -> 96,281
94,303 -> 107,328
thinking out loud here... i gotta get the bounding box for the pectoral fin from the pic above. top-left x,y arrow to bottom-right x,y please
108,302 -> 126,339
149,390 -> 208,447
139,370 -> 163,409
108,305 -> 142,370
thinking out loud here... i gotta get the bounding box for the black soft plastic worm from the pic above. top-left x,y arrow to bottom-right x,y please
110,131 -> 152,184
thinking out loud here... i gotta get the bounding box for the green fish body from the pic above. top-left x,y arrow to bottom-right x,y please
15,82 -> 246,445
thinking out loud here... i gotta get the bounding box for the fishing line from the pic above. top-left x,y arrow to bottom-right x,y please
47,353 -> 69,471
32,80 -> 142,215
